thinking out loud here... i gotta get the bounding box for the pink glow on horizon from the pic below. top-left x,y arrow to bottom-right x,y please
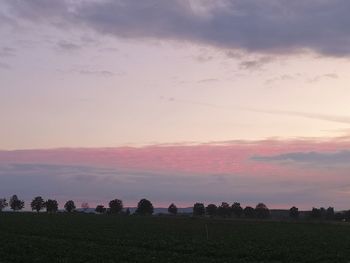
1,138 -> 350,176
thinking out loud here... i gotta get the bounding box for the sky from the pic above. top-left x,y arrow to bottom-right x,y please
1,0 -> 350,209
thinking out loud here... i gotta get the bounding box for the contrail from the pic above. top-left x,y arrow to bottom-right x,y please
161,96 -> 350,125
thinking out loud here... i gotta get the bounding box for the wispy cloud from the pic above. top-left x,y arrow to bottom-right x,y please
165,97 -> 350,125
197,78 -> 219,84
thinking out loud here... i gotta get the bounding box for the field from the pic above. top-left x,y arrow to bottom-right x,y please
1,213 -> 350,262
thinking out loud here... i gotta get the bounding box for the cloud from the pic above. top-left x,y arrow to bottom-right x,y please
57,40 -> 80,51
197,78 -> 219,84
79,70 -> 115,77
239,56 -> 273,70
166,97 -> 350,125
252,109 -> 350,125
307,73 -> 339,83
0,62 -> 11,70
3,0 -> 350,57
2,139 -> 350,208
0,47 -> 16,58
252,150 -> 350,166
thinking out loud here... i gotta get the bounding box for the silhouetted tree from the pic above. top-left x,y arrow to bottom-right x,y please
0,198 -> 8,212
289,206 -> 299,219
217,202 -> 231,217
64,200 -> 76,213
193,203 -> 205,216
168,203 -> 178,215
109,199 -> 123,214
232,202 -> 243,218
31,196 -> 45,213
95,205 -> 106,214
125,208 -> 131,216
244,206 -> 255,218
206,204 -> 217,217
136,199 -> 154,215
46,199 -> 58,213
81,202 -> 89,212
10,195 -> 24,211
311,207 -> 321,218
335,212 -> 345,221
255,203 -> 270,219
326,207 -> 335,220
345,210 -> 350,221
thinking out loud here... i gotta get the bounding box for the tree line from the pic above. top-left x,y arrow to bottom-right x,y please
0,195 -> 348,220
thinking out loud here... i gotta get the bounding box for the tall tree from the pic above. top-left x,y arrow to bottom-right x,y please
168,203 -> 178,215
109,199 -> 123,214
9,195 -> 24,211
206,204 -> 217,217
95,205 -> 106,214
135,199 -> 154,215
0,198 -> 8,212
217,202 -> 231,217
243,206 -> 255,218
64,200 -> 76,213
289,206 -> 299,219
311,207 -> 321,219
255,203 -> 270,219
31,196 -> 45,213
193,203 -> 205,216
326,207 -> 335,220
232,202 -> 243,218
46,199 -> 58,213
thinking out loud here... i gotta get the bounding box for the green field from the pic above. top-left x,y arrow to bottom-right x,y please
1,213 -> 350,262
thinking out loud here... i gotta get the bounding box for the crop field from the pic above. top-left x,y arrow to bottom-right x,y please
1,213 -> 350,263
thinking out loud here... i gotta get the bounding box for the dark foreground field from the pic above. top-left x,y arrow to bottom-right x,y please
1,213 -> 350,263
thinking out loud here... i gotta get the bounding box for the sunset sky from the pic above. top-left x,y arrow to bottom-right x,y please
1,0 -> 350,209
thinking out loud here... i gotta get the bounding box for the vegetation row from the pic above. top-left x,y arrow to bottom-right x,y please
0,195 -> 347,220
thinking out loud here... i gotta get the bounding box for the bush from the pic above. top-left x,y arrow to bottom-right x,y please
64,200 -> 76,213
193,203 -> 205,216
135,199 -> 154,215
168,203 -> 178,215
109,199 -> 123,214
255,203 -> 270,219
206,204 -> 217,217
46,199 -> 58,213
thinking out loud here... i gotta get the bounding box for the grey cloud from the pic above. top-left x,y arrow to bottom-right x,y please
307,73 -> 339,83
79,70 -> 115,77
0,162 -> 331,208
0,47 -> 16,58
0,62 -> 11,70
3,0 -> 350,57
57,40 -> 80,51
252,150 -> 350,166
239,56 -> 273,70
197,78 -> 219,84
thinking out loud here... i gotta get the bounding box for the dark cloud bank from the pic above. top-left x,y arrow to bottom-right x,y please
3,0 -> 350,57
253,150 -> 350,165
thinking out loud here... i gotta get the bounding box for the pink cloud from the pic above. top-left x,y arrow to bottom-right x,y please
2,138 -> 350,209
1,138 -> 350,176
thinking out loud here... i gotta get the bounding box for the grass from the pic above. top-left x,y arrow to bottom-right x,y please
0,213 -> 350,262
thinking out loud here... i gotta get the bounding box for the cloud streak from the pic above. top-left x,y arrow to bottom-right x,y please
165,97 -> 350,125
